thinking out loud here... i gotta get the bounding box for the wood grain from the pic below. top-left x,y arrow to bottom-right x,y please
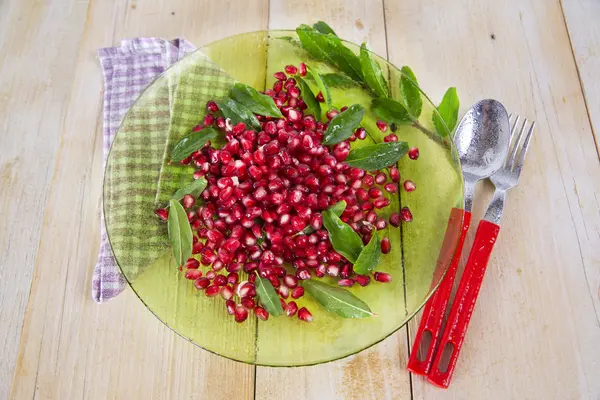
562,0 -> 600,150
0,0 -> 90,397
383,0 -> 600,398
9,0 -> 267,398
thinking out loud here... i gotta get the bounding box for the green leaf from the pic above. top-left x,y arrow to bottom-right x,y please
359,43 -> 388,97
312,21 -> 337,36
322,104 -> 365,145
345,142 -> 409,171
171,128 -> 218,162
353,234 -> 382,275
167,199 -> 193,267
171,177 -> 207,201
328,200 -> 347,217
296,25 -> 363,81
217,98 -> 261,131
400,66 -> 423,118
298,200 -> 346,236
231,83 -> 283,118
322,208 -> 364,263
255,275 -> 283,316
371,98 -> 412,125
296,76 -> 321,121
303,280 -> 373,318
321,73 -> 360,89
432,87 -> 460,137
307,66 -> 332,109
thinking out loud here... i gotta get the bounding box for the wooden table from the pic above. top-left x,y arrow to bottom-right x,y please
2,0 -> 599,398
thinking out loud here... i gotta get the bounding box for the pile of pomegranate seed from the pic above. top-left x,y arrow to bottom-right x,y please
156,65 -> 419,323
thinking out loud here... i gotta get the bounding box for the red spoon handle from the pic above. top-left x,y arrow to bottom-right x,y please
427,219 -> 500,388
407,209 -> 471,375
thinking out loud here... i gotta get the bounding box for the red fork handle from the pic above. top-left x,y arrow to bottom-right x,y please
427,219 -> 500,388
407,208 -> 471,375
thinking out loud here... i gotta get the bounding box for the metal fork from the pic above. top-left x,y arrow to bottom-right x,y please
428,115 -> 536,388
484,116 -> 537,224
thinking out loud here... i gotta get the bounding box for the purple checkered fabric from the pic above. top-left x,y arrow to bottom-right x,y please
94,37 -> 196,303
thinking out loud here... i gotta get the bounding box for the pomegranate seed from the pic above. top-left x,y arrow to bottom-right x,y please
155,208 -> 168,221
283,274 -> 298,288
227,272 -> 239,284
235,305 -> 249,322
363,174 -> 374,186
338,278 -> 354,287
274,71 -> 286,81
355,275 -> 371,287
192,242 -> 204,254
369,187 -> 383,198
205,285 -> 220,297
400,207 -> 413,222
374,197 -> 391,209
341,263 -> 353,278
299,62 -> 307,76
185,269 -> 202,280
383,133 -> 398,142
226,300 -> 236,315
376,120 -> 388,132
255,307 -> 269,321
285,64 -> 298,74
374,271 -> 393,283
220,285 -> 234,300
241,296 -> 256,309
408,147 -> 419,160
384,183 -> 398,193
326,109 -> 339,120
214,274 -> 227,286
194,277 -> 210,290
182,195 -> 196,209
291,286 -> 304,299
185,258 -> 200,269
204,114 -> 215,126
310,213 -> 323,230
375,219 -> 388,230
216,117 -> 226,129
237,281 -> 255,297
316,92 -> 324,102
278,285 -> 290,299
298,307 -> 313,322
207,101 -> 219,112
286,301 -> 298,317
206,270 -> 216,280
297,269 -> 311,280
326,264 -> 340,278
389,212 -> 401,227
375,173 -> 387,185
355,127 -> 367,140
381,237 -> 391,254
403,180 -> 416,192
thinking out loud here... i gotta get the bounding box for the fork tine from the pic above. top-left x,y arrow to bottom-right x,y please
506,117 -> 526,168
514,121 -> 535,176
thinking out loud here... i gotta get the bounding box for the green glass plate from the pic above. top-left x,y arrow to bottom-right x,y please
104,31 -> 464,366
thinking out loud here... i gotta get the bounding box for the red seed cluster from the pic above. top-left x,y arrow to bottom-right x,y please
156,65 -> 419,323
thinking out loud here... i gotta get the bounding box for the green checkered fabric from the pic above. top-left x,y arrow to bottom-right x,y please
104,51 -> 235,280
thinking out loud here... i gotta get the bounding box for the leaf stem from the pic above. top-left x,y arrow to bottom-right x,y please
411,120 -> 447,147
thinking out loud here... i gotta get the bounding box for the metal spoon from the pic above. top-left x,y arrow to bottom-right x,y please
407,99 -> 510,376
454,99 -> 511,212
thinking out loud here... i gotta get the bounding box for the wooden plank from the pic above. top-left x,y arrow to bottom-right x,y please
0,0 -> 90,397
9,0 -> 268,398
255,3 -> 413,400
383,0 -> 600,398
562,0 -> 600,150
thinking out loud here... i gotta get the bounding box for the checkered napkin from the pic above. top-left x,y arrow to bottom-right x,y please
94,37 -> 235,302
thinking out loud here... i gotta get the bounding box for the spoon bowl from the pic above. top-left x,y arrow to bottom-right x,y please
454,99 -> 510,210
